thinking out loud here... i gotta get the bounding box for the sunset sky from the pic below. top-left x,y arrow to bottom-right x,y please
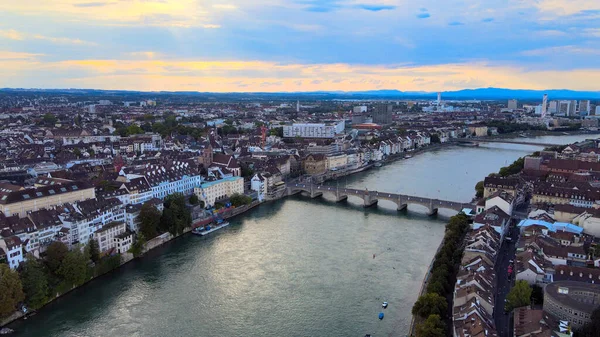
1,0 -> 599,92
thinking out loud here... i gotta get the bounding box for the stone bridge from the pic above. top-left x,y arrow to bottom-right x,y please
287,183 -> 473,215
453,139 -> 561,147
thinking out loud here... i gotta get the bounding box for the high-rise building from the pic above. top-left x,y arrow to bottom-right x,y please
558,100 -> 572,116
372,104 -> 393,125
579,100 -> 591,114
296,100 -> 300,113
507,99 -> 518,110
548,100 -> 558,114
570,100 -> 577,116
541,94 -> 548,118
353,106 -> 367,113
437,92 -> 441,105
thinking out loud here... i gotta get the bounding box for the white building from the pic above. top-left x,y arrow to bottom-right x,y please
283,121 -> 345,138
194,176 -> 244,207
579,100 -> 591,114
59,198 -> 126,246
484,192 -> 514,216
93,222 -> 127,253
353,106 -> 367,113
0,236 -> 23,269
115,231 -> 133,254
250,175 -> 266,202
507,99 -> 518,110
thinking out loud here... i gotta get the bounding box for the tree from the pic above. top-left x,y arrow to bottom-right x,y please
138,202 -> 162,240
45,241 -> 69,275
129,233 -> 146,258
475,181 -> 484,198
58,248 -> 89,288
88,239 -> 100,263
19,256 -> 49,309
74,114 -> 82,126
430,134 -> 441,144
269,127 -> 283,138
412,293 -> 448,319
0,264 -> 25,318
161,193 -> 192,236
41,113 -> 57,126
416,314 -> 446,337
189,194 -> 199,205
127,124 -> 144,136
506,280 -> 532,311
73,148 -> 81,158
229,193 -> 252,207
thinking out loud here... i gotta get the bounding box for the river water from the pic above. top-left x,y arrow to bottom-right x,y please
10,134 -> 596,337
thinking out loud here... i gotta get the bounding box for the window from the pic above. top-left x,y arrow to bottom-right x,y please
36,192 -> 43,197
72,185 -> 79,190
22,194 -> 30,199
60,187 -> 67,192
48,189 -> 55,195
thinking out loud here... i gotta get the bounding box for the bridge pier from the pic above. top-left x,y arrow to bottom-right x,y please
335,194 -> 348,202
287,187 -> 301,196
428,208 -> 438,216
396,203 -> 407,211
310,191 -> 323,199
363,195 -> 378,208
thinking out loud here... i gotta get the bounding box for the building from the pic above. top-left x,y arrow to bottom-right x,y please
115,230 -> 133,254
353,106 -> 367,113
93,221 -> 128,253
372,104 -> 393,125
250,174 -> 266,202
0,181 -> 95,218
542,94 -> 548,117
508,99 -> 518,110
283,121 -> 344,139
468,125 -> 488,137
303,154 -> 327,175
0,236 -> 23,269
483,176 -> 520,198
558,101 -> 572,116
579,100 -> 591,115
194,176 -> 244,207
543,281 -> 600,329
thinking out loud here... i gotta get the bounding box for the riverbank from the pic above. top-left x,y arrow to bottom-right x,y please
1,200 -> 263,330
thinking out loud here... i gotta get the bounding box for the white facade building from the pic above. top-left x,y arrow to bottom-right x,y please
194,176 -> 244,207
93,222 -> 127,253
283,121 -> 345,138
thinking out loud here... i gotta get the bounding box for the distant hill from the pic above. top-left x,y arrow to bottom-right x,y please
1,87 -> 599,100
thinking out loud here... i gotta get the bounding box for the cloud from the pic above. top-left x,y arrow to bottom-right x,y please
481,17 -> 494,22
416,13 -> 431,19
0,29 -> 25,40
73,2 -> 113,7
448,21 -> 464,26
521,45 -> 600,56
2,56 -> 600,92
355,4 -> 395,11
212,4 -> 237,10
0,29 -> 96,45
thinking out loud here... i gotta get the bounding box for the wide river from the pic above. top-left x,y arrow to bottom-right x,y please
10,134 -> 596,337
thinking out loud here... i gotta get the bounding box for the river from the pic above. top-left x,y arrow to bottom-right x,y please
9,133 -> 596,337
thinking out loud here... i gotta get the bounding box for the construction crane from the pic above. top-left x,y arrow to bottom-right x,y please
260,125 -> 268,148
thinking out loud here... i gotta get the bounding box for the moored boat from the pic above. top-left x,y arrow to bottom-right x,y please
192,220 -> 230,236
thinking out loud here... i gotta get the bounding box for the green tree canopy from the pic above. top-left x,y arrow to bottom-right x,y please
475,180 -> 484,198
19,256 -> 49,309
138,202 -> 162,240
88,239 -> 100,264
0,263 -> 25,318
506,280 -> 532,311
45,241 -> 69,275
416,314 -> 446,337
58,248 -> 89,288
412,293 -> 448,319
229,193 -> 252,207
41,113 -> 57,126
161,193 -> 191,236
189,194 -> 199,205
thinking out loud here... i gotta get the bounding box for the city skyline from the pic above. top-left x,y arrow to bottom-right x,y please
1,0 -> 599,92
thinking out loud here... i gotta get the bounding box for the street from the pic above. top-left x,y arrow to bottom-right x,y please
493,220 -> 520,337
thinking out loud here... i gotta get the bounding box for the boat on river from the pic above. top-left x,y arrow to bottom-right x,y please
382,302 -> 388,308
192,219 -> 230,236
378,312 -> 384,320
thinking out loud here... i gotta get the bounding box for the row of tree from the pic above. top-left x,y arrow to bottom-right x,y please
0,240 -> 122,318
411,213 -> 471,337
134,193 -> 193,257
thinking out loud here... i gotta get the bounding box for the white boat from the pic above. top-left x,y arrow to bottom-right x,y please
374,162 -> 383,167
404,155 -> 412,159
382,302 -> 388,308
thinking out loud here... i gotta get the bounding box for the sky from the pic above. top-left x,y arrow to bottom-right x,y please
0,0 -> 599,92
